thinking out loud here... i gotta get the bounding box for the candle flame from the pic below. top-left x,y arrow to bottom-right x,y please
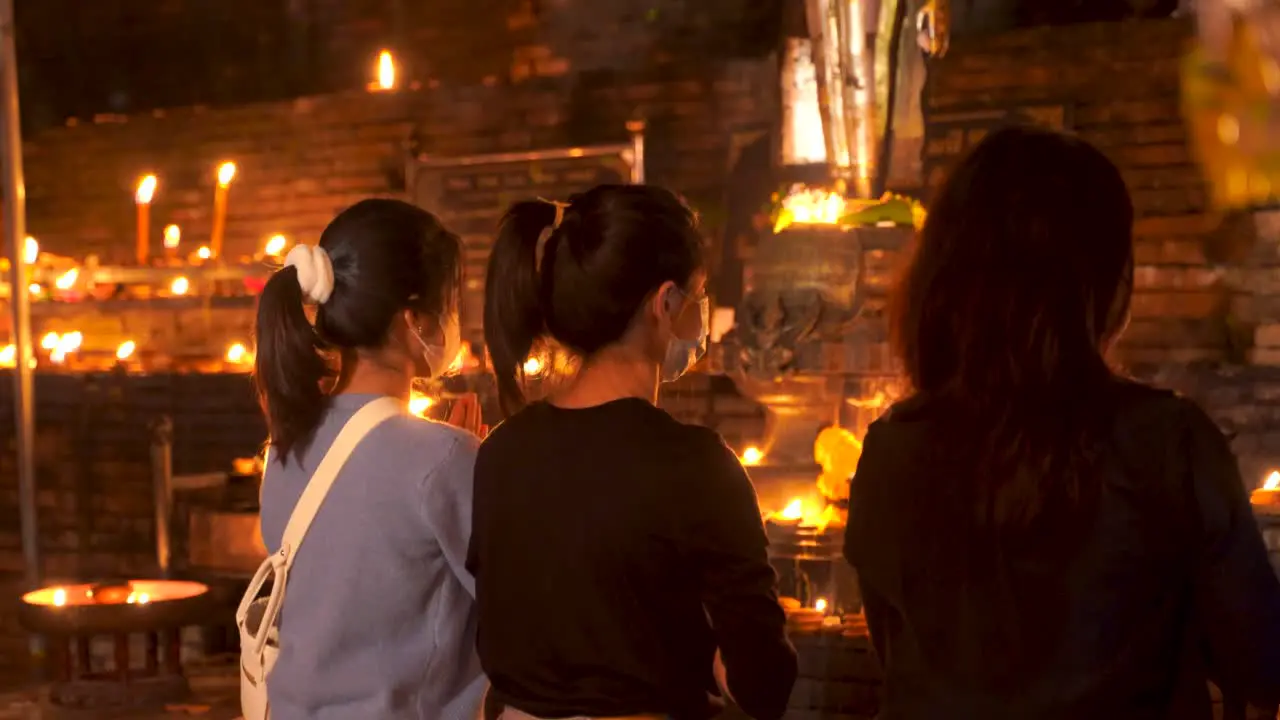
196,246 -> 212,260
814,597 -> 828,613
40,332 -> 59,350
740,446 -> 764,466
226,343 -> 250,364
1266,471 -> 1280,491
135,174 -> 158,204
170,276 -> 190,296
22,236 -> 37,265
52,588 -> 67,607
774,185 -> 849,233
264,234 -> 288,257
523,356 -> 543,375
376,50 -> 397,91
116,340 -> 136,360
217,162 -> 237,188
409,393 -> 434,417
163,224 -> 181,249
28,283 -> 41,296
54,268 -> 78,290
0,344 -> 14,368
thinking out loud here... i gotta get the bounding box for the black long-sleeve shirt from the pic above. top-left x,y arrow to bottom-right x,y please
845,381 -> 1280,719
467,397 -> 796,720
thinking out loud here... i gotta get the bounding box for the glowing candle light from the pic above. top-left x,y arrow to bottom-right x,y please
0,344 -> 15,368
116,340 -> 136,361
22,236 -> 37,265
814,597 -> 828,613
741,446 -> 764,466
523,356 -> 543,375
196,245 -> 212,261
53,268 -> 78,291
210,162 -> 237,260
52,588 -> 67,608
40,332 -> 59,350
409,393 -> 434,417
226,342 -> 250,365
135,174 -> 158,265
375,50 -> 397,91
170,276 -> 190,296
1252,470 -> 1280,509
264,234 -> 287,257
163,224 -> 181,261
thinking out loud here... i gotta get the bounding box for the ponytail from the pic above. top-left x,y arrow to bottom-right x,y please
485,200 -> 558,417
253,266 -> 330,464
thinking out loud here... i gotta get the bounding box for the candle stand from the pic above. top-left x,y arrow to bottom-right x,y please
18,580 -> 211,710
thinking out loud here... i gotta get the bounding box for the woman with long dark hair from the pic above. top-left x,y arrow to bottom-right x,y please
252,199 -> 487,719
469,185 -> 797,720
845,126 -> 1280,717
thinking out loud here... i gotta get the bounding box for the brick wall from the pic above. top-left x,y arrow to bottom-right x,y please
20,59 -> 776,264
17,0 -> 780,131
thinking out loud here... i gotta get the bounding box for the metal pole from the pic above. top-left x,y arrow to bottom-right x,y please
0,0 -> 39,591
151,416 -> 174,577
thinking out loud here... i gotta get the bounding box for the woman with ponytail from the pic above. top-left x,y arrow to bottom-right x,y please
468,185 -> 797,720
253,199 -> 487,719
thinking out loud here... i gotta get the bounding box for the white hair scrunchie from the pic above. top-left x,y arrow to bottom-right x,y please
284,244 -> 335,305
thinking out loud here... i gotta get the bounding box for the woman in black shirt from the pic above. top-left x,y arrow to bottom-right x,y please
845,126 -> 1280,718
469,185 -> 797,720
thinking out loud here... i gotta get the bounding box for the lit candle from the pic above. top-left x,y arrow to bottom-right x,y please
135,174 -> 157,265
1252,471 -> 1280,512
264,234 -> 287,258
163,224 -> 181,261
740,446 -> 764,466
210,162 -> 237,260
373,50 -> 397,91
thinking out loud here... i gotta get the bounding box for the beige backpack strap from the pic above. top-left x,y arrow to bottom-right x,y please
276,396 -> 404,567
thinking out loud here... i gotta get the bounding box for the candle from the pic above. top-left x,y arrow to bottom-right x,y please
163,224 -> 181,261
210,162 -> 237,260
1251,470 -> 1280,512
373,50 -> 397,91
264,234 -> 287,258
135,174 -> 157,265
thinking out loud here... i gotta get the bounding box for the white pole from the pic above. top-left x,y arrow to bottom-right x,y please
0,0 -> 41,599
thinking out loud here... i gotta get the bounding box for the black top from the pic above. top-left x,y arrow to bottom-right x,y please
845,381 -> 1280,719
467,398 -> 797,720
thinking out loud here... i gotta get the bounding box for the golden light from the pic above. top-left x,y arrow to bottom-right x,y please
196,246 -> 212,260
264,234 -> 288,257
740,446 -> 764,466
116,340 -> 137,361
1266,471 -> 1280,491
523,356 -> 544,375
50,331 -> 82,364
53,268 -> 78,291
52,588 -> 67,608
0,344 -> 14,368
169,276 -> 190,296
813,597 -> 828,613
22,236 -> 37,265
135,174 -> 158,204
409,393 -> 434,417
375,50 -> 397,91
226,343 -> 250,364
780,498 -> 804,521
27,283 -> 41,296
773,186 -> 849,233
40,332 -> 59,350
217,162 -> 237,188
163,224 -> 181,249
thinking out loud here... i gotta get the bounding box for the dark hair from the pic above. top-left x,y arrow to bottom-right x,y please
891,125 -> 1134,526
484,184 -> 703,416
254,198 -> 462,462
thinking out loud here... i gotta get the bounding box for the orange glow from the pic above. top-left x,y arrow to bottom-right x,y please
163,224 -> 181,249
196,246 -> 212,260
0,344 -> 14,368
135,174 -> 158,204
39,332 -> 59,350
409,393 -> 434,417
375,50 -> 397,91
170,276 -> 190,296
226,343 -> 251,365
1266,471 -> 1280,491
814,597 -> 828,613
523,356 -> 544,376
740,446 -> 764,466
774,185 -> 848,232
22,236 -> 37,265
53,268 -> 78,290
23,581 -> 206,608
116,340 -> 137,360
767,496 -> 840,532
217,162 -> 237,188
264,234 -> 288,257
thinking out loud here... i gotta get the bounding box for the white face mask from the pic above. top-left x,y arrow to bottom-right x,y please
660,288 -> 710,383
410,313 -> 462,379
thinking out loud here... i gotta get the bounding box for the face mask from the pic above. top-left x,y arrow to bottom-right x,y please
410,313 -> 462,379
660,289 -> 710,383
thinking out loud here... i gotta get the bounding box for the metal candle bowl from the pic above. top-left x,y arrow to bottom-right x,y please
20,580 -> 210,635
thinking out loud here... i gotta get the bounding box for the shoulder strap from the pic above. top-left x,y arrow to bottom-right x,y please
276,396 -> 403,567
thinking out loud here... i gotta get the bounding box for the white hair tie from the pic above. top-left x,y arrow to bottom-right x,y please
284,244 -> 335,305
